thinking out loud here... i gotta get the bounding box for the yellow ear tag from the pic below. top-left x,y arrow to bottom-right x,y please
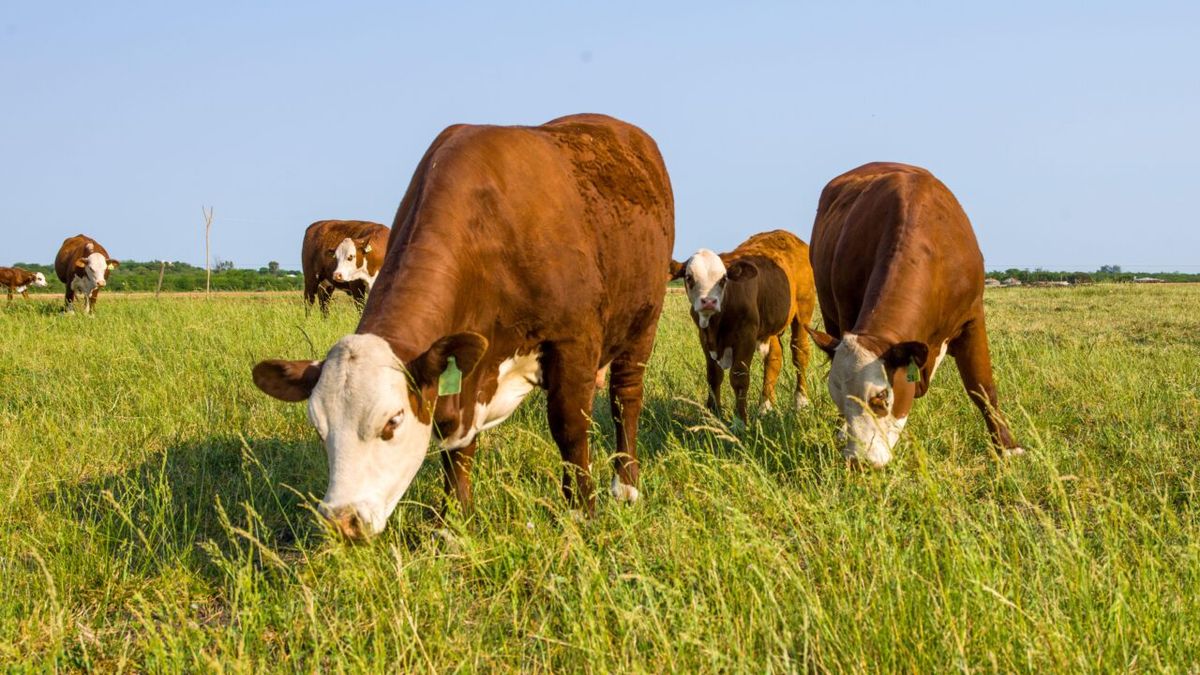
107,263 -> 116,271
438,356 -> 462,396
906,359 -> 920,383
364,244 -> 373,253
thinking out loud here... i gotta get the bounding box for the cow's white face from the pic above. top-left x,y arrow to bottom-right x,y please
331,238 -> 371,285
306,334 -> 433,539
682,249 -> 727,328
827,334 -> 907,468
253,330 -> 488,541
84,253 -> 109,288
32,272 -> 47,288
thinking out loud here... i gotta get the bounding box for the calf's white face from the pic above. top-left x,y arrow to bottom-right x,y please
252,331 -> 487,541
331,238 -> 373,286
825,334 -> 925,468
32,272 -> 47,288
681,249 -> 727,328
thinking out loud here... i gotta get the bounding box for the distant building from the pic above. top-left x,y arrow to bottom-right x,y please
984,278 -> 1002,288
1002,277 -> 1023,287
1132,276 -> 1165,283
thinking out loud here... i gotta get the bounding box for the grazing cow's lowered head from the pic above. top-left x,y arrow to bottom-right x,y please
330,237 -> 375,285
253,332 -> 486,541
28,272 -> 48,288
74,246 -> 118,292
670,249 -> 757,328
809,330 -> 927,468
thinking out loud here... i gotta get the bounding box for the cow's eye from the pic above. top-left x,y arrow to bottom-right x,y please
684,274 -> 693,286
868,390 -> 890,416
381,412 -> 404,441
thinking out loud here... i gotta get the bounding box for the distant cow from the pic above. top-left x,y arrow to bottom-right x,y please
252,114 -> 674,540
670,230 -> 816,422
54,235 -> 119,315
301,220 -> 389,315
807,162 -> 1022,467
0,267 -> 48,302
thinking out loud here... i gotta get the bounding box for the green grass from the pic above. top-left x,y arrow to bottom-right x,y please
2,286 -> 1199,671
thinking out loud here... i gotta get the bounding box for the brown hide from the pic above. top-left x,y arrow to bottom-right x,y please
809,162 -> 1019,453
300,220 -> 390,313
53,235 -> 117,313
358,113 -> 675,510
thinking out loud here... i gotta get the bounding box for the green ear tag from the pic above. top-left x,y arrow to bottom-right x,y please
906,359 -> 920,383
438,356 -> 462,396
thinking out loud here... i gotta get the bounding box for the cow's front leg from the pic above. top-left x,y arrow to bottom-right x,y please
544,342 -> 599,515
729,342 -> 756,423
705,351 -> 724,417
440,438 -> 478,516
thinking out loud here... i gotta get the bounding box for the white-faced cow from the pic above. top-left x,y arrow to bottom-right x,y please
807,162 -> 1022,467
0,267 -> 48,302
670,230 -> 816,422
253,114 -> 675,540
300,220 -> 389,316
54,235 -> 119,315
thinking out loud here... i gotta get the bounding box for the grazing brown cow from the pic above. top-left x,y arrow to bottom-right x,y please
0,267 -> 48,302
253,114 -> 674,540
807,162 -> 1022,467
669,230 -> 816,422
300,220 -> 389,315
54,235 -> 119,315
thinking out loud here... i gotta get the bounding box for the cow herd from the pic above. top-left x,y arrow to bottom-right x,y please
10,113 -> 1023,541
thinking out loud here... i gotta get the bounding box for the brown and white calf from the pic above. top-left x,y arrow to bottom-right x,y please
54,235 -> 119,315
300,220 -> 389,316
670,230 -> 816,422
253,114 -> 675,540
807,162 -> 1022,467
0,267 -> 48,302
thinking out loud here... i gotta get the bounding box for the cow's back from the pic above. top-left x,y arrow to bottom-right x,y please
54,235 -> 107,284
811,163 -> 983,339
366,114 -> 674,359
728,229 -> 813,308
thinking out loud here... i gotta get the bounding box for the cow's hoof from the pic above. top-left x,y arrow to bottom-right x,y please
1003,446 -> 1026,458
610,477 -> 640,504
431,527 -> 463,553
794,393 -> 810,410
758,400 -> 775,415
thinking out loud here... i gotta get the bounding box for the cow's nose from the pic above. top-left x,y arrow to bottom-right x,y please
96,279 -> 106,287
699,297 -> 717,311
320,503 -> 371,542
333,272 -> 344,282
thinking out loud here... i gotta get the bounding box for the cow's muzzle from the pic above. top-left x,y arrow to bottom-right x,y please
319,503 -> 374,542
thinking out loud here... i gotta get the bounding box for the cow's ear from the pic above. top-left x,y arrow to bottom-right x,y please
107,259 -> 120,269
668,260 -> 686,281
725,260 -> 758,282
252,360 -> 323,402
355,237 -> 373,253
408,332 -> 489,395
74,258 -> 88,269
881,341 -> 929,371
805,325 -> 841,357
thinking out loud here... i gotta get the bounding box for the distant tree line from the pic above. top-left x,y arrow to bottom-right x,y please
8,260 -> 304,293
986,267 -> 1200,284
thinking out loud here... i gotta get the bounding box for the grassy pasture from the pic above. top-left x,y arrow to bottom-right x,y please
1,285 -> 1199,671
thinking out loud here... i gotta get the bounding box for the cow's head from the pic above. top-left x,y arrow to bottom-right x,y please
669,249 -> 757,328
808,330 -> 926,468
74,251 -> 118,290
252,332 -> 487,541
31,272 -> 47,288
329,237 -> 374,284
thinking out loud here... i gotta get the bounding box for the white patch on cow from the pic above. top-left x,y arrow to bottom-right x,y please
757,341 -> 770,358
306,334 -> 434,538
827,333 -> 908,468
15,285 -> 26,294
928,341 -> 950,383
682,249 -> 727,327
708,350 -> 718,361
758,398 -> 774,414
441,351 -> 542,450
331,237 -> 377,288
718,347 -> 733,370
610,476 -> 640,503
795,391 -> 810,409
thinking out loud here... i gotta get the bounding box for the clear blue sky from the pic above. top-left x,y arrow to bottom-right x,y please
2,1 -> 1197,271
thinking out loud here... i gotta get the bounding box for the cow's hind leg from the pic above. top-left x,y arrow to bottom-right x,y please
544,341 -> 600,515
608,333 -> 655,504
950,313 -> 1022,456
759,334 -> 784,414
790,315 -> 812,409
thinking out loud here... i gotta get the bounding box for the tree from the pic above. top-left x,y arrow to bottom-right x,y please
1099,264 -> 1122,274
268,261 -> 280,274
